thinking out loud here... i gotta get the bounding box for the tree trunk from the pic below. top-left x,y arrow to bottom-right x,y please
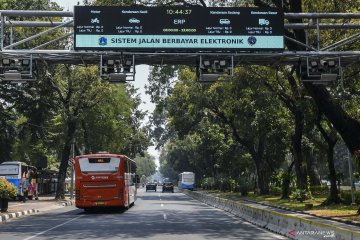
316,115 -> 341,204
254,156 -> 270,195
303,83 -> 360,154
282,161 -> 295,199
259,164 -> 270,195
81,119 -> 90,154
292,109 -> 307,190
326,144 -> 341,204
305,148 -> 321,186
55,120 -> 76,200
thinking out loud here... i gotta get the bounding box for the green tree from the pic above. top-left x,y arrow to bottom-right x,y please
46,65 -> 109,199
134,152 -> 157,177
0,0 -> 63,164
163,67 -> 291,194
79,85 -> 149,157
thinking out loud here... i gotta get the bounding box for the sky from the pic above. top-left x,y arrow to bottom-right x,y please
52,0 -> 160,166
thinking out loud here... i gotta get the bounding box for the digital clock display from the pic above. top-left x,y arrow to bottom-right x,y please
74,6 -> 284,51
166,9 -> 192,15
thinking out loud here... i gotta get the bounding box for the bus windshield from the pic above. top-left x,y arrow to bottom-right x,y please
183,176 -> 194,182
79,157 -> 120,173
0,164 -> 19,175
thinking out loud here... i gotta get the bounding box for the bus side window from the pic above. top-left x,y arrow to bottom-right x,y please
131,162 -> 136,174
129,161 -> 134,185
124,159 -> 129,173
21,165 -> 27,178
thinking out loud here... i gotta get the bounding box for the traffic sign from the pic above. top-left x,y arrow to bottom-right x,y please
68,158 -> 75,167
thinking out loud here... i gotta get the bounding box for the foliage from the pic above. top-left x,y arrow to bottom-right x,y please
201,177 -> 216,190
238,176 -> 251,196
285,173 -> 314,201
0,178 -> 17,199
78,84 -> 150,157
310,185 -> 329,196
290,188 -> 313,202
270,186 -> 282,196
0,0 -> 63,165
134,153 -> 157,177
306,175 -> 313,199
340,191 -> 360,205
229,179 -> 239,192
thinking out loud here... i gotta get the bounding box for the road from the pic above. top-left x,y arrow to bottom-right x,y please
0,187 -> 287,240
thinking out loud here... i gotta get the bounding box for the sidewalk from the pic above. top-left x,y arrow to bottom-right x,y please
0,195 -> 74,223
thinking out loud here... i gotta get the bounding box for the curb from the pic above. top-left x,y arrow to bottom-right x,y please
0,209 -> 40,223
0,200 -> 74,223
60,200 -> 74,207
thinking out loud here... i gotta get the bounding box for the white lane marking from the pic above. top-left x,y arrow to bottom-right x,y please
161,203 -> 164,207
23,215 -> 83,240
163,213 -> 167,220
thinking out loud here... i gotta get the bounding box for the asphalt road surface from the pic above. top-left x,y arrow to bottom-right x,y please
0,187 -> 287,240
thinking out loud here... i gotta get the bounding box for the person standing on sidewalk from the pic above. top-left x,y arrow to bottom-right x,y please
19,173 -> 28,203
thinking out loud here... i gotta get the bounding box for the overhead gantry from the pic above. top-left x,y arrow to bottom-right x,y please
0,9 -> 359,83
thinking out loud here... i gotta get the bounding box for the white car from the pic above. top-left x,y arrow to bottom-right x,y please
129,18 -> 140,24
219,19 -> 230,25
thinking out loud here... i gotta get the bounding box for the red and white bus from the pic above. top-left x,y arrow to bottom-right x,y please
74,154 -> 139,211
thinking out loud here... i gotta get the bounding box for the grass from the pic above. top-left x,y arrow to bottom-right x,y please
203,190 -> 360,222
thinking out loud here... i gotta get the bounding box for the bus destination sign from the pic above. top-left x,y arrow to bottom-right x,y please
74,6 -> 284,51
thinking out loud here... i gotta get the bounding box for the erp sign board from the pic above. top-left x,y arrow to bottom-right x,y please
74,6 -> 284,51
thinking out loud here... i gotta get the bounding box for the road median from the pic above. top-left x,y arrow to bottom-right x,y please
183,190 -> 360,240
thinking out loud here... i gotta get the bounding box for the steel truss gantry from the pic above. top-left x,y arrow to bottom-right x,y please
0,10 -> 359,67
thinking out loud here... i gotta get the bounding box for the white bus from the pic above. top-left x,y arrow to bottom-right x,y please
178,172 -> 195,190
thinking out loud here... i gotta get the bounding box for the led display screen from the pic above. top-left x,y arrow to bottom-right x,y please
74,6 -> 284,51
88,158 -> 111,164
